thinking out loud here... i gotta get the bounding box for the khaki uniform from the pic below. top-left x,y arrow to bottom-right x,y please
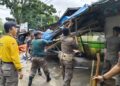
60,53 -> 75,86
60,35 -> 78,86
0,63 -> 18,86
30,57 -> 49,77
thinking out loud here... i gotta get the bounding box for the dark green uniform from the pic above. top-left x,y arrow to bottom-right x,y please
28,39 -> 50,86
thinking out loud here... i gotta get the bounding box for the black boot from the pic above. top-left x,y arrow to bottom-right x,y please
28,76 -> 34,86
46,74 -> 51,82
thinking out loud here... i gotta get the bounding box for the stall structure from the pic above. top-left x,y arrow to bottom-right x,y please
56,0 -> 120,59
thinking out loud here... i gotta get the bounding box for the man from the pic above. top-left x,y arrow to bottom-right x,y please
59,21 -> 79,86
28,31 -> 51,86
26,32 -> 42,75
101,26 -> 120,86
0,22 -> 23,86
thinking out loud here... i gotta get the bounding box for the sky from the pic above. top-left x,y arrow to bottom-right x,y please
0,5 -> 13,22
0,0 -> 99,22
41,0 -> 99,16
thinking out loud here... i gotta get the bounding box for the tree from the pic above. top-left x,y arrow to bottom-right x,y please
0,0 -> 57,29
0,19 -> 4,34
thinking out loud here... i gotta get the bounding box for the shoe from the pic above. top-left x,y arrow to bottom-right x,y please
28,76 -> 34,86
46,75 -> 51,82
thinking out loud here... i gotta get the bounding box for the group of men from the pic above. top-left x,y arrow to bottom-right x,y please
0,21 -> 79,86
1,21 -> 120,86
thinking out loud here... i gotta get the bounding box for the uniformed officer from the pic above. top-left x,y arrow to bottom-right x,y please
59,21 -> 79,86
0,22 -> 23,86
28,31 -> 51,86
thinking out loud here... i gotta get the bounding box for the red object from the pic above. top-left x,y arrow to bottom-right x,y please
19,44 -> 27,53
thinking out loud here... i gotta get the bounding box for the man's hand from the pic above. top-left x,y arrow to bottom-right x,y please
53,38 -> 60,42
93,75 -> 104,82
73,50 -> 80,53
18,71 -> 23,79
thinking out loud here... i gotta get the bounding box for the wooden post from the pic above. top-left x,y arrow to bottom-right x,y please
90,53 -> 100,86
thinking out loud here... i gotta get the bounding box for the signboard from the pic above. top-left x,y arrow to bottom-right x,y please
20,22 -> 28,32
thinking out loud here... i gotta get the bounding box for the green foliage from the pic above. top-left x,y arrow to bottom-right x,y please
0,19 -> 4,34
0,0 -> 57,29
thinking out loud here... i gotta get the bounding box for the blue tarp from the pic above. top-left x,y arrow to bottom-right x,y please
59,4 -> 89,24
41,29 -> 53,42
41,5 -> 89,41
36,5 -> 90,42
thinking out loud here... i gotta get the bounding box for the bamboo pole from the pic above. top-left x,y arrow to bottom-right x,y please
90,53 -> 100,86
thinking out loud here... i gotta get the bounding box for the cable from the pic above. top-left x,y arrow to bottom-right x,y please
95,0 -> 109,4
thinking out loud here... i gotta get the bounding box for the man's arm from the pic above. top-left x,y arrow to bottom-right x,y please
45,41 -> 61,51
94,63 -> 120,81
103,63 -> 120,79
93,48 -> 120,82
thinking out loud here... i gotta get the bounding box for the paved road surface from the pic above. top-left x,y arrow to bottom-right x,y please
18,58 -> 95,86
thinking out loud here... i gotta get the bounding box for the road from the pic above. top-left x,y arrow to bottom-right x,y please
18,58 -> 98,86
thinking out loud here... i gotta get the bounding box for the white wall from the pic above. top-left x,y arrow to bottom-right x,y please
105,15 -> 120,38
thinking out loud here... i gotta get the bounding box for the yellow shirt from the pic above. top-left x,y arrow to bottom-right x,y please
0,35 -> 22,70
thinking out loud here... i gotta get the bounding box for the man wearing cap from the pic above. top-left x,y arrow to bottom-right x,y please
59,21 -> 79,86
0,22 -> 23,86
26,32 -> 42,75
28,31 -> 51,86
101,26 -> 120,86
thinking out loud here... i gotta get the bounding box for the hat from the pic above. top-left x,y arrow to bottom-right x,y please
62,28 -> 69,36
4,22 -> 17,30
